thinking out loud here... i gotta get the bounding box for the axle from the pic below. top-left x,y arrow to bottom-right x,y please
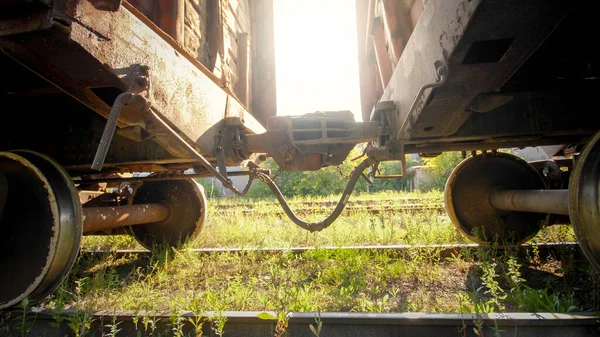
82,203 -> 169,233
490,189 -> 569,216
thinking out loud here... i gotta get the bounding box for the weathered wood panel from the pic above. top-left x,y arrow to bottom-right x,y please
127,0 -> 255,112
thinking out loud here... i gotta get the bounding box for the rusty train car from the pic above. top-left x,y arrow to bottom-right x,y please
1,0 -> 599,309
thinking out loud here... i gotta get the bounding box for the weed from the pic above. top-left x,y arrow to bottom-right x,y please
141,315 -> 159,336
510,286 -> 580,312
210,312 -> 227,337
479,260 -> 506,311
13,297 -> 38,337
169,308 -> 184,337
104,310 -> 121,337
19,298 -> 29,337
66,310 -> 94,337
504,255 -> 524,292
187,297 -> 206,337
273,312 -> 289,337
48,283 -> 70,330
309,309 -> 322,337
377,294 -> 390,312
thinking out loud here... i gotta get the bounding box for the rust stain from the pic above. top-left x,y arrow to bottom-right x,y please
68,15 -> 111,41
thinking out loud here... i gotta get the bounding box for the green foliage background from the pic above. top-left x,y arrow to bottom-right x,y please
198,146 -> 466,198
418,152 -> 464,191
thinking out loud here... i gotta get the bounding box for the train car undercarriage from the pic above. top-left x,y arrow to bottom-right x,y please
1,0 -> 599,309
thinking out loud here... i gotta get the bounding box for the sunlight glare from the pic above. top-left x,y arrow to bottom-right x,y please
273,0 -> 363,121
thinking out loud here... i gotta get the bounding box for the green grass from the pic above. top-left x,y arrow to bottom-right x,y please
59,190 -> 599,325
81,190 -> 577,251
43,244 -> 599,315
82,191 -> 456,250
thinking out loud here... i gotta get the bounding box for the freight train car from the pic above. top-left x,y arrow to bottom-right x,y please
0,0 -> 278,309
353,0 -> 600,271
1,0 -> 599,309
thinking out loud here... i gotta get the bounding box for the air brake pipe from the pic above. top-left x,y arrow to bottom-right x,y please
490,189 -> 569,216
256,157 -> 376,232
82,203 -> 170,233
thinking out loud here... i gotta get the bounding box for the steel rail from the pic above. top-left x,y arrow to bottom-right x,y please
1,309 -> 598,337
211,197 -> 444,210
81,242 -> 581,259
215,204 -> 444,216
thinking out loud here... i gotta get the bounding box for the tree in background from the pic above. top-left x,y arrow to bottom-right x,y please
366,155 -> 421,192
196,178 -> 218,198
198,149 -> 531,197
244,146 -> 370,198
419,152 -> 464,191
244,146 -> 428,198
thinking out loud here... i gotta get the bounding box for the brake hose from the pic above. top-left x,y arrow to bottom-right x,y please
256,157 -> 376,232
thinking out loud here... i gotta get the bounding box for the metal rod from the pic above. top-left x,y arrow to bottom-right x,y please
91,93 -> 133,171
82,203 -> 169,233
74,170 -> 266,185
147,108 -> 257,196
490,189 -> 569,216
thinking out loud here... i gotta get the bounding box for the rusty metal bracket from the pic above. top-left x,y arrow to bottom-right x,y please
91,66 -> 150,171
360,62 -> 448,180
365,140 -> 407,179
367,102 -> 408,179
397,62 -> 448,140
145,107 -> 262,196
88,0 -> 123,12
214,132 -> 229,183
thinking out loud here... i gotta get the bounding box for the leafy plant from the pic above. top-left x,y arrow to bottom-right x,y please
210,312 -> 227,337
420,152 -> 464,191
509,286 -> 580,312
309,309 -> 322,337
104,311 -> 122,337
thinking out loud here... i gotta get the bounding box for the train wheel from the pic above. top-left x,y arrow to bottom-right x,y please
569,131 -> 600,272
444,153 -> 546,246
128,179 -> 207,250
0,151 -> 82,309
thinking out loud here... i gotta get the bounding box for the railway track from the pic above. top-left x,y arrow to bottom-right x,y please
81,242 -> 582,260
214,204 -> 445,215
1,309 -> 598,337
211,198 -> 445,215
211,197 -> 444,210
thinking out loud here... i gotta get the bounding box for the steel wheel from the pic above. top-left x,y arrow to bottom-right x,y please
129,179 -> 207,250
0,151 -> 82,309
569,131 -> 600,272
445,153 -> 547,246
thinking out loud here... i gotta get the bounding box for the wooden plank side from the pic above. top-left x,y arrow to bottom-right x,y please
236,32 -> 250,107
225,2 -> 244,35
227,25 -> 238,59
72,1 -> 264,155
228,0 -> 250,32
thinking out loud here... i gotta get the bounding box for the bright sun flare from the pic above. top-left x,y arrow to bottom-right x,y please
273,0 -> 363,121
